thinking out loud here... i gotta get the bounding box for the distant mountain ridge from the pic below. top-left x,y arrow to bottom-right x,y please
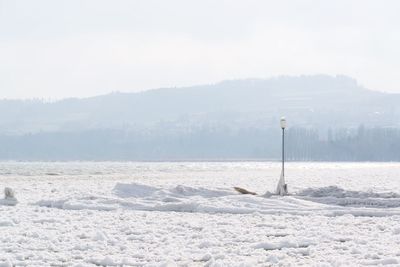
0,74 -> 399,135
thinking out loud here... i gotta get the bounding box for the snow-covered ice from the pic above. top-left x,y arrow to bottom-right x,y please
1,161 -> 400,266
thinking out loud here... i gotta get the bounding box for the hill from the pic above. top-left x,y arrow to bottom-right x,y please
1,75 -> 400,161
1,75 -> 399,134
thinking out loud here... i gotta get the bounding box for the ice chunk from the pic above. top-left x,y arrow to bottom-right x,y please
1,187 -> 17,206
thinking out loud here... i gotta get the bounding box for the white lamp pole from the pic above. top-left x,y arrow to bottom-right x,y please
280,117 -> 286,179
275,117 -> 288,196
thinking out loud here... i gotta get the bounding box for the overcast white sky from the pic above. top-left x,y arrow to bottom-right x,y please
1,0 -> 399,99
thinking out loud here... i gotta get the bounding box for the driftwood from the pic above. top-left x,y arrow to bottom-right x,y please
234,187 -> 257,195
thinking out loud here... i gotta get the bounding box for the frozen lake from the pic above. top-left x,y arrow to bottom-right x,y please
1,162 -> 400,266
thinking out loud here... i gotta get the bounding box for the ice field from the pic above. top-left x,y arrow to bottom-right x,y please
1,162 -> 400,266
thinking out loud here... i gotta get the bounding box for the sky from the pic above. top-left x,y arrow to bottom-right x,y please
1,0 -> 399,99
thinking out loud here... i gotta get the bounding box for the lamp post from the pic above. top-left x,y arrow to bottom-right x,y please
276,117 -> 288,196
280,117 -> 286,179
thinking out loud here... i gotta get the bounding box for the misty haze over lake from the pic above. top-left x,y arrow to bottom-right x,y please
1,75 -> 399,161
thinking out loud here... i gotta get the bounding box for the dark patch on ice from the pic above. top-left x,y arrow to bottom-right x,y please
256,241 -> 312,251
267,233 -> 289,237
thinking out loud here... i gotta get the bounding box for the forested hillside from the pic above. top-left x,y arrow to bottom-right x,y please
1,75 -> 399,161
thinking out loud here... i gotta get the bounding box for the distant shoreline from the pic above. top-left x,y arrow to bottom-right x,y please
0,159 -> 399,163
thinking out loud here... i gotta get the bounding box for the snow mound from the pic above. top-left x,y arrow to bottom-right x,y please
114,183 -> 233,198
297,186 -> 400,199
360,258 -> 399,265
114,183 -> 160,198
253,238 -> 315,250
170,185 -> 233,197
34,183 -> 400,217
296,186 -> 400,208
0,199 -> 18,206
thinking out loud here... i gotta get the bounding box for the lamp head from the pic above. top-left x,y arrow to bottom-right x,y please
280,117 -> 287,129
